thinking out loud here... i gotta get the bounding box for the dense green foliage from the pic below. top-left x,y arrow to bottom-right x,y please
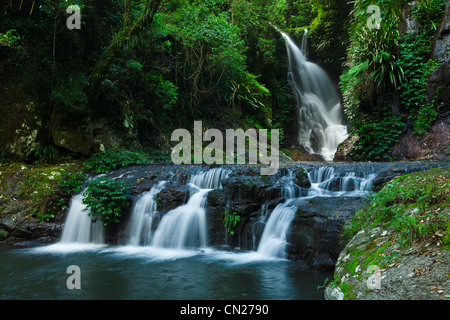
340,0 -> 447,161
0,0 -> 355,161
397,1 -> 446,136
0,0 -> 447,164
343,167 -> 450,246
82,177 -> 131,228
83,148 -> 150,173
350,114 -> 404,161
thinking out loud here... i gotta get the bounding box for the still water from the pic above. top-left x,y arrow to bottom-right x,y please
0,244 -> 331,300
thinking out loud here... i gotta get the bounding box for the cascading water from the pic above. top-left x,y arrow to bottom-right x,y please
281,30 -> 348,161
150,187 -> 210,249
135,167 -> 230,250
307,166 -> 377,197
126,181 -> 167,246
256,172 -> 298,258
55,165 -> 376,263
255,167 -> 377,258
256,197 -> 297,259
59,188 -> 104,245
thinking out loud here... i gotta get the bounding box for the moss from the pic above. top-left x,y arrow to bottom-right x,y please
1,162 -> 79,222
348,259 -> 363,276
340,283 -> 355,300
442,223 -> 450,250
365,241 -> 377,251
344,167 -> 450,246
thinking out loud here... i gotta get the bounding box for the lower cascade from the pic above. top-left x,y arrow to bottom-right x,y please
57,165 -> 377,261
256,202 -> 297,258
126,180 -> 167,246
59,190 -> 104,245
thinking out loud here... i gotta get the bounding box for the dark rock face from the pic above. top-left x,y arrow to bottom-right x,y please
287,197 -> 370,269
392,121 -> 450,161
0,204 -> 65,247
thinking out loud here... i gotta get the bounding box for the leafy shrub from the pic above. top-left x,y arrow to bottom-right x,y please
83,148 -> 150,174
82,177 -> 131,228
59,170 -> 89,195
25,145 -> 57,164
397,0 -> 446,136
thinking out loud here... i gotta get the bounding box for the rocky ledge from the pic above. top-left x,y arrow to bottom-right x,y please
327,227 -> 449,300
1,160 -> 449,274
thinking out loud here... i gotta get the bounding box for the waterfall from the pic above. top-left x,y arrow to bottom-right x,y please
256,204 -> 296,259
146,167 -> 230,250
281,30 -> 348,160
126,181 -> 167,246
256,173 -> 298,259
301,29 -> 308,57
150,187 -> 210,249
255,167 -> 377,258
59,190 -> 104,245
55,165 -> 377,261
307,166 -> 377,197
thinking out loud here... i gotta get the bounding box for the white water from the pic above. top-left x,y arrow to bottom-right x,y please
307,166 -> 377,197
256,172 -> 298,259
148,167 -> 230,249
55,166 -> 376,262
59,190 -> 104,245
281,30 -> 348,161
256,167 -> 376,258
257,201 -> 297,259
127,181 -> 167,246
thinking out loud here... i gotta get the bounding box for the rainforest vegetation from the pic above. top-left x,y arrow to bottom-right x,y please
0,0 -> 448,163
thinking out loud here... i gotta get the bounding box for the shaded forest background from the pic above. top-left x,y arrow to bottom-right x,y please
0,0 -> 448,164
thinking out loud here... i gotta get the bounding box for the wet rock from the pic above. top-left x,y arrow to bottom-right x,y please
0,99 -> 43,159
333,134 -> 358,161
156,185 -> 189,212
287,197 -> 370,269
52,124 -> 93,155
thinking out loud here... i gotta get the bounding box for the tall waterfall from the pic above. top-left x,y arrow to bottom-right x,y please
281,30 -> 348,161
